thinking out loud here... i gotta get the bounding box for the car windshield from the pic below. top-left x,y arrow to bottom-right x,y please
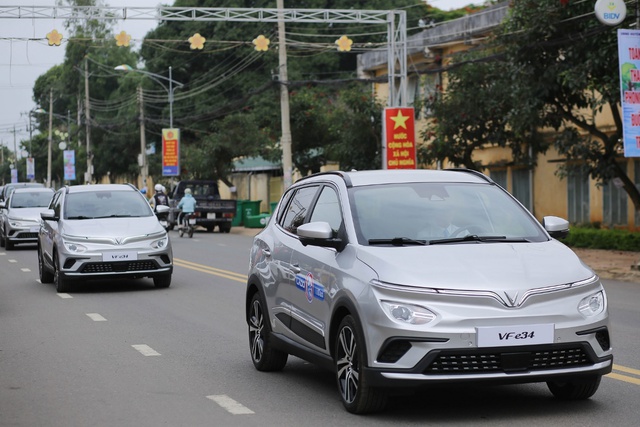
349,182 -> 548,245
64,190 -> 152,219
10,192 -> 52,208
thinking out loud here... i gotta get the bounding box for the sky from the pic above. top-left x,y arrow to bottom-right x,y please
0,0 -> 483,158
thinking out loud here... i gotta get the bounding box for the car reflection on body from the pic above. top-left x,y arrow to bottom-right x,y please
0,187 -> 54,250
246,169 -> 613,414
38,183 -> 173,293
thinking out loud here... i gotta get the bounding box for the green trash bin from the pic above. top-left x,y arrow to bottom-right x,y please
270,201 -> 278,213
232,200 -> 247,226
243,200 -> 262,224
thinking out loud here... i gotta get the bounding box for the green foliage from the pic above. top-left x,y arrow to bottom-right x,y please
422,0 -> 640,211
561,227 -> 640,252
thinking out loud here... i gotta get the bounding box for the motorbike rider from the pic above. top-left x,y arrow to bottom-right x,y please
177,188 -> 197,227
150,184 -> 170,212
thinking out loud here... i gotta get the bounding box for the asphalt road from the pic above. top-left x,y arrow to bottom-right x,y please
1,230 -> 639,426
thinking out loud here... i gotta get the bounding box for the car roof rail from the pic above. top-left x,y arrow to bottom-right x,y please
447,167 -> 494,184
295,171 -> 353,187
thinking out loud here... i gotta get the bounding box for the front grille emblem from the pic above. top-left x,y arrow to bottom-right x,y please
504,291 -> 519,307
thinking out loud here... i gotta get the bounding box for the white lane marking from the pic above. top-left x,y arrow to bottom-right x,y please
86,313 -> 107,321
8,259 -> 17,263
132,344 -> 161,356
206,395 -> 254,415
0,252 -> 5,256
57,293 -> 73,299
21,268 -> 31,272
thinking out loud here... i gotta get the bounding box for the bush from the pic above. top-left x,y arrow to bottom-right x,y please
561,227 -> 640,252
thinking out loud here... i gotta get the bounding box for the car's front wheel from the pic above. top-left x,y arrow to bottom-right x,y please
248,292 -> 288,371
38,245 -> 54,284
53,252 -> 71,293
153,274 -> 172,288
547,375 -> 602,400
335,315 -> 387,414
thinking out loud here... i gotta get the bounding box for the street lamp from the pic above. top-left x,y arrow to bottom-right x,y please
114,64 -> 184,129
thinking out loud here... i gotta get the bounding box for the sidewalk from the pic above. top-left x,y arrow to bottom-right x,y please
231,227 -> 640,283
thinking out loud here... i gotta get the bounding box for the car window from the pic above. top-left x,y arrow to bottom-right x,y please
280,185 -> 319,234
350,182 -> 547,244
64,190 -> 153,219
50,191 -> 62,217
10,192 -> 53,208
309,186 -> 343,234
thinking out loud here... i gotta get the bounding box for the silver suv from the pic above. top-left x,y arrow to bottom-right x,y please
38,184 -> 173,292
0,187 -> 54,249
246,169 -> 612,414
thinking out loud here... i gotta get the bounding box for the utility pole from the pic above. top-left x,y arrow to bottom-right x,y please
138,86 -> 147,193
47,88 -> 53,188
84,58 -> 93,184
277,0 -> 293,190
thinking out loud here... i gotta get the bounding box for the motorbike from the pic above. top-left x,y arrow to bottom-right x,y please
178,212 -> 196,238
155,205 -> 171,231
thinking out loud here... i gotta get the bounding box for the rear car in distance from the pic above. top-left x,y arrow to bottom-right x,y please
0,187 -> 54,249
246,169 -> 613,414
38,183 -> 173,293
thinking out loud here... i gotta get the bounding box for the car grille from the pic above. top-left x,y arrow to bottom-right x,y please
424,345 -> 591,375
15,232 -> 38,239
79,260 -> 159,273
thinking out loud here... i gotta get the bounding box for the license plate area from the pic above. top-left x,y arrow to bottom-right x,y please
188,218 -> 196,225
103,251 -> 138,262
476,324 -> 554,347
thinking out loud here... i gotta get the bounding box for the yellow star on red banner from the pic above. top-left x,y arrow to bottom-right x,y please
253,35 -> 270,52
391,110 -> 410,129
46,29 -> 63,46
115,31 -> 131,47
335,35 -> 353,52
189,33 -> 206,50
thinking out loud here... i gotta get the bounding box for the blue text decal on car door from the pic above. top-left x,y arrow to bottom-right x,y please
295,273 -> 325,302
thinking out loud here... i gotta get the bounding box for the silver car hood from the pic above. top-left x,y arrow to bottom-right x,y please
8,207 -> 49,221
61,217 -> 165,239
356,240 -> 594,291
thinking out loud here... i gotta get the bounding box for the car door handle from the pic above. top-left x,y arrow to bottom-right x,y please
291,264 -> 301,274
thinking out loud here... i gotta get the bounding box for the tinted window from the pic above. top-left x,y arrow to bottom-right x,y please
309,186 -> 342,233
280,185 -> 319,233
10,192 -> 53,208
64,190 -> 153,219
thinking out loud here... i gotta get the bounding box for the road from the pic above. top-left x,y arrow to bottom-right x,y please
1,230 -> 639,426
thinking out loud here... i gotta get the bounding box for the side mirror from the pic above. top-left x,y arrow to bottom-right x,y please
0,201 -> 5,209
297,221 -> 346,251
40,209 -> 57,221
542,215 -> 569,239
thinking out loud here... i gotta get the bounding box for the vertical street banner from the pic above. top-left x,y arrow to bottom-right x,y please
26,157 -> 35,180
383,107 -> 417,169
63,150 -> 76,181
162,128 -> 180,176
618,29 -> 640,157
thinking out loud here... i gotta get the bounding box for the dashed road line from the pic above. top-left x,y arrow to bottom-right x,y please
8,259 -> 17,263
132,344 -> 161,356
206,395 -> 254,415
57,293 -> 73,299
86,313 -> 107,321
21,268 -> 31,272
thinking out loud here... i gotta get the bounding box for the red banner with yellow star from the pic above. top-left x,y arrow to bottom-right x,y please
384,107 -> 416,169
162,128 -> 180,176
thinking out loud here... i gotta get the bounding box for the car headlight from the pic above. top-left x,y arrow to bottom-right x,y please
151,236 -> 168,249
380,300 -> 436,325
63,241 -> 88,253
578,291 -> 605,317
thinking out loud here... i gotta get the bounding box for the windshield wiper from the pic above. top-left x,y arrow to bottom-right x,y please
66,215 -> 94,220
428,235 -> 531,245
368,237 -> 427,246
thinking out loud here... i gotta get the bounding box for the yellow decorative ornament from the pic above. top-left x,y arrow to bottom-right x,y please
253,35 -> 270,52
115,31 -> 132,47
335,35 -> 353,52
189,33 -> 206,50
46,29 -> 63,46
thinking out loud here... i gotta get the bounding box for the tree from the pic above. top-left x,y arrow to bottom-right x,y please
422,0 -> 640,211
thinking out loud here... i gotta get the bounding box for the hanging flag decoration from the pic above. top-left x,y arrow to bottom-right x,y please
253,35 -> 270,51
189,33 -> 206,50
115,31 -> 132,47
47,29 -> 63,46
335,35 -> 353,52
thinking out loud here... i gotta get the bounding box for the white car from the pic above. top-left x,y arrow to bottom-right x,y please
0,187 -> 53,250
246,169 -> 613,414
38,183 -> 173,292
